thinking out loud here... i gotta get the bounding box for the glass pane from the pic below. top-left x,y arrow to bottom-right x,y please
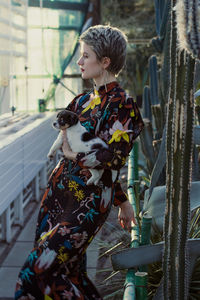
0,38 -> 10,51
28,7 -> 84,28
0,6 -> 9,18
56,0 -> 87,2
12,14 -> 26,27
0,0 -> 88,112
27,4 -> 85,82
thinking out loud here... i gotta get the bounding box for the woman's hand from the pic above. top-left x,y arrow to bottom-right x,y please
118,200 -> 137,232
62,129 -> 77,160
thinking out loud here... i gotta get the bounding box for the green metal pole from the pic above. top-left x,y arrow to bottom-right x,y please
140,215 -> 152,246
123,221 -> 139,300
123,192 -> 139,299
133,141 -> 139,180
123,269 -> 137,299
123,146 -> 140,300
128,143 -> 140,217
140,215 -> 152,273
135,271 -> 148,299
133,142 -> 140,215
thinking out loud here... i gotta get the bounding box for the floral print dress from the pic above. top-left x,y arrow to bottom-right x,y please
15,81 -> 144,300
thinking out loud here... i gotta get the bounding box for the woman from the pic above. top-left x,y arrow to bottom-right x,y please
15,25 -> 144,300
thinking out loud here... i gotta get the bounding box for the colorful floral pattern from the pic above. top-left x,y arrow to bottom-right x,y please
81,88 -> 101,114
108,119 -> 132,144
15,81 -> 144,299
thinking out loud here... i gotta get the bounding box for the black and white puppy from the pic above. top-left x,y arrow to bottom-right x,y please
48,110 -> 117,185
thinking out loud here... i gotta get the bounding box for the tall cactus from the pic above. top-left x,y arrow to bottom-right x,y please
143,85 -> 152,121
149,55 -> 159,106
175,0 -> 200,60
111,1 -> 198,298
163,0 -> 196,299
140,0 -> 170,177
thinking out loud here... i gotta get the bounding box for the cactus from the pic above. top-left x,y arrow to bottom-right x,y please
143,85 -> 152,121
175,0 -> 200,60
140,120 -> 156,174
112,0 -> 198,298
159,0 -> 171,40
159,8 -> 171,118
154,0 -> 166,38
153,0 -> 171,111
163,0 -> 196,297
151,37 -> 163,53
149,55 -> 164,136
141,0 -> 170,176
148,0 -> 200,190
141,0 -> 198,298
149,55 -> 159,105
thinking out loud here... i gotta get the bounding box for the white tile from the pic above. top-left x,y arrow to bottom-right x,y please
17,208 -> 39,242
2,242 -> 33,267
0,267 -> 20,298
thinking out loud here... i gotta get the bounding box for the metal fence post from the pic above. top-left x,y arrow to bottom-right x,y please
123,143 -> 140,300
34,173 -> 40,202
40,163 -> 47,190
14,192 -> 23,226
6,206 -> 11,243
123,142 -> 151,300
135,271 -> 148,299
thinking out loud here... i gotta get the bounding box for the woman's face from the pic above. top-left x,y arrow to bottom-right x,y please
77,42 -> 103,82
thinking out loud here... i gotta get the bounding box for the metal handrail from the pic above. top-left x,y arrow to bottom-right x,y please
123,142 -> 151,299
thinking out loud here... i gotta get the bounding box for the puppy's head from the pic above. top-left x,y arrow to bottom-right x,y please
53,110 -> 79,130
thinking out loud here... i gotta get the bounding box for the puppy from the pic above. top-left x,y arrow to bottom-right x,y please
48,110 -> 117,185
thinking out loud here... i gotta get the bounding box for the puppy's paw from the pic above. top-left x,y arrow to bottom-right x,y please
94,179 -> 100,185
47,153 -> 54,160
87,178 -> 100,186
86,178 -> 94,185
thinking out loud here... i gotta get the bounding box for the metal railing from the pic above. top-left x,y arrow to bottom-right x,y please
0,112 -> 57,243
123,142 -> 152,300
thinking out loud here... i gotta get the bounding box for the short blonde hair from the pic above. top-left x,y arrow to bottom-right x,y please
79,25 -> 128,75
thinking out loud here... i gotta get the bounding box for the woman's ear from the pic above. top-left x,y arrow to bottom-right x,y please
102,57 -> 111,69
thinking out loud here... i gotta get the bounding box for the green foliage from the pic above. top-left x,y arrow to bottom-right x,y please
101,0 -> 155,39
143,86 -> 152,121
119,44 -> 154,98
102,0 -> 156,99
140,120 -> 156,175
139,0 -> 170,178
149,56 -> 159,105
151,37 -> 163,53
95,220 -> 131,299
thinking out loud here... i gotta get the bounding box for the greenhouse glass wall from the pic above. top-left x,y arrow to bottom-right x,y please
0,0 -> 89,114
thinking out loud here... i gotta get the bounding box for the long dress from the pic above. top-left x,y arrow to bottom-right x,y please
15,81 -> 144,300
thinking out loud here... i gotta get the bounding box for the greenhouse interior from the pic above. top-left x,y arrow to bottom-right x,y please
0,0 -> 200,299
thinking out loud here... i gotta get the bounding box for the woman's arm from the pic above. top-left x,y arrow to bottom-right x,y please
61,129 -> 77,160
118,200 -> 137,231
